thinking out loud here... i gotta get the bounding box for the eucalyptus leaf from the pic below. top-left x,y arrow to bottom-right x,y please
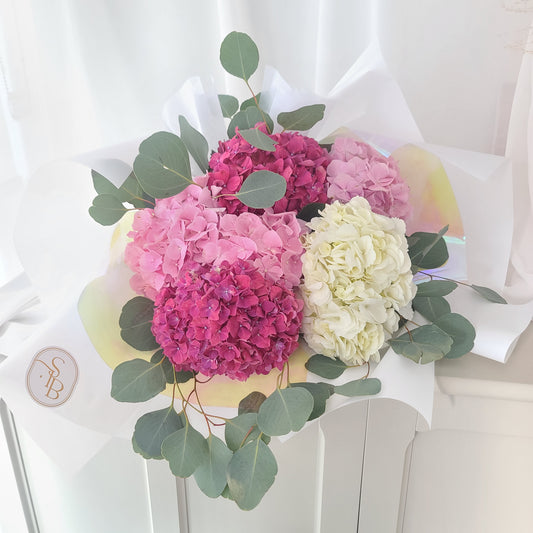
219,31 -> 259,81
92,170 -> 119,195
227,107 -> 274,138
238,391 -> 267,415
194,435 -> 233,498
415,280 -> 457,297
277,104 -> 326,131
297,202 -> 326,222
240,93 -> 261,110
161,423 -> 209,477
236,170 -> 287,209
220,485 -> 234,501
132,406 -> 184,459
226,438 -> 278,510
471,284 -> 508,304
290,382 -> 332,420
434,313 -> 476,359
175,370 -> 195,383
408,226 -> 449,271
239,128 -> 276,151
305,353 -> 347,379
118,173 -> 155,208
133,132 -> 192,199
111,359 -> 166,402
132,435 -> 142,455
257,387 -> 314,436
225,413 -> 269,451
389,324 -> 453,364
334,378 -> 381,397
412,295 -> 451,322
119,297 -> 159,351
89,194 -> 128,226
150,349 -> 175,384
218,94 -> 239,118
178,115 -> 209,173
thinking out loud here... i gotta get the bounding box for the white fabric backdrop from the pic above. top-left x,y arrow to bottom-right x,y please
1,0 -> 531,288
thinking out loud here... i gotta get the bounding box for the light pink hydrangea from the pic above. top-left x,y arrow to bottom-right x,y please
125,185 -> 305,298
151,260 -> 303,380
326,137 -> 411,220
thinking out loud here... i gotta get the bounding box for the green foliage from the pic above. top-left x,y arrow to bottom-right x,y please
277,104 -> 326,131
194,435 -> 233,498
150,350 -> 175,384
92,170 -> 119,195
334,378 -> 381,397
290,382 -> 332,420
111,359 -> 166,402
89,170 -> 154,225
240,93 -> 261,110
178,115 -> 209,173
390,324 -> 453,364
434,313 -> 476,359
133,132 -> 192,199
238,391 -> 267,415
226,438 -> 278,510
89,194 -> 129,226
256,387 -> 313,436
415,280 -> 457,297
412,295 -> 451,322
297,202 -> 326,222
132,406 -> 184,459
471,284 -> 507,304
236,170 -> 287,209
219,31 -> 259,81
118,173 -> 155,208
227,107 -> 274,138
225,413 -> 269,451
162,422 -> 209,477
119,297 -> 159,351
238,128 -> 277,151
218,94 -> 239,118
408,226 -> 449,272
305,353 -> 348,379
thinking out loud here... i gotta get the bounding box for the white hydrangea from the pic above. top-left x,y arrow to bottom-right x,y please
301,197 -> 416,365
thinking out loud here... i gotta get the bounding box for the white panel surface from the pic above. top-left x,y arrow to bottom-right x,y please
400,430 -> 533,533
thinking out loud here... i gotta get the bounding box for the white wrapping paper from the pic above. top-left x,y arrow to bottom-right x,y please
1,41 -> 532,473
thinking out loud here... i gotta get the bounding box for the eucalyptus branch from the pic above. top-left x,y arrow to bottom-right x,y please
244,79 -> 271,134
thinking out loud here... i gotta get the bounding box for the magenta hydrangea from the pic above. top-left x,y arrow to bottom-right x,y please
206,123 -> 330,215
125,183 -> 305,299
151,260 -> 303,380
326,137 -> 411,220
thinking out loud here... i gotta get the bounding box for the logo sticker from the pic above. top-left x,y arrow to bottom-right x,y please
26,347 -> 79,407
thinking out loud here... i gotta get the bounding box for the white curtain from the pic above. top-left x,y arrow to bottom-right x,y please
1,0 -> 530,285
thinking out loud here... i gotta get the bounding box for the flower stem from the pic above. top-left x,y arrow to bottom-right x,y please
244,79 -> 271,134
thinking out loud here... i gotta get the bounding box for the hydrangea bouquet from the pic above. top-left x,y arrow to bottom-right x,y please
87,32 -> 506,510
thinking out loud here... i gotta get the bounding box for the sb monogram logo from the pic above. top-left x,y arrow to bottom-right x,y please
26,347 -> 78,407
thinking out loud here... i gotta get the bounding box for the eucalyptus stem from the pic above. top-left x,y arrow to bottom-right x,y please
239,426 -> 256,449
120,187 -> 155,207
420,271 -> 469,287
244,79 -> 271,134
175,382 -> 189,422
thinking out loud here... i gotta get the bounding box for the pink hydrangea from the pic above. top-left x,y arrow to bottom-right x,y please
125,186 -> 306,298
124,184 -> 222,299
206,123 -> 330,215
151,260 -> 303,380
326,137 -> 411,220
